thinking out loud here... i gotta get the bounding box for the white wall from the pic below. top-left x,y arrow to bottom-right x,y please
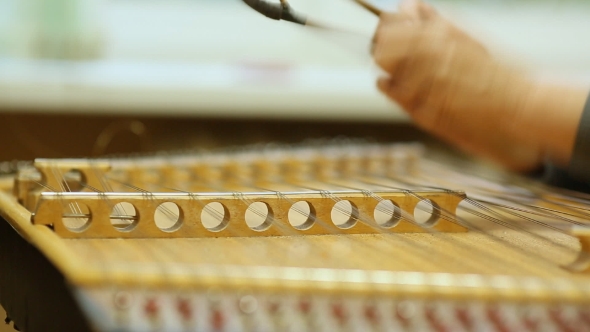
1,0 -> 589,120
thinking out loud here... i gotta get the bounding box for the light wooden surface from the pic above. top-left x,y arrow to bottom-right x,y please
65,229 -> 578,279
0,144 -> 590,332
1,144 -> 590,303
2,185 -> 588,302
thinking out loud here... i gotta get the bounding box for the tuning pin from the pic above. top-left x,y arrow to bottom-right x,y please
144,297 -> 160,319
112,291 -> 134,327
455,305 -> 474,330
113,291 -> 134,311
267,300 -> 280,315
238,295 -> 259,315
424,303 -> 449,332
364,303 -> 380,324
177,297 -> 193,322
549,306 -> 585,332
211,309 -> 225,331
395,301 -> 415,327
331,302 -> 348,325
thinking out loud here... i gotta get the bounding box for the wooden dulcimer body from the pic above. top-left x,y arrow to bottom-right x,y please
1,141 -> 590,331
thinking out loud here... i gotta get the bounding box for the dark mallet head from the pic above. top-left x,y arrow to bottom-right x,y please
242,0 -> 307,25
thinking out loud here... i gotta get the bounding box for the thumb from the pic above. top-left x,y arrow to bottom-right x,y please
376,76 -> 391,95
376,77 -> 419,113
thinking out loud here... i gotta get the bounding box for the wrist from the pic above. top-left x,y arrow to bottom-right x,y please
523,81 -> 588,167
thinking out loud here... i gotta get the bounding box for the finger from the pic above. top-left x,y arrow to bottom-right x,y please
398,0 -> 422,20
376,76 -> 392,95
417,1 -> 437,19
377,77 -> 403,103
377,10 -> 416,29
399,0 -> 437,20
376,77 -> 422,113
373,12 -> 405,42
372,26 -> 417,74
371,12 -> 401,54
379,11 -> 399,24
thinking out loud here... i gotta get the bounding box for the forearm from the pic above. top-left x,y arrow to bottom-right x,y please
372,0 -> 590,179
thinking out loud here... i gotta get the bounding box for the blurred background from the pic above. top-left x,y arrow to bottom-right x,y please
0,0 -> 590,161
1,1 -> 590,329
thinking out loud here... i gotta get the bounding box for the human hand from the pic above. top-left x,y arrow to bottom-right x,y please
372,0 -> 551,171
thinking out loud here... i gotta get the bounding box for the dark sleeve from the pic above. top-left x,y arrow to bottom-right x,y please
541,91 -> 590,193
